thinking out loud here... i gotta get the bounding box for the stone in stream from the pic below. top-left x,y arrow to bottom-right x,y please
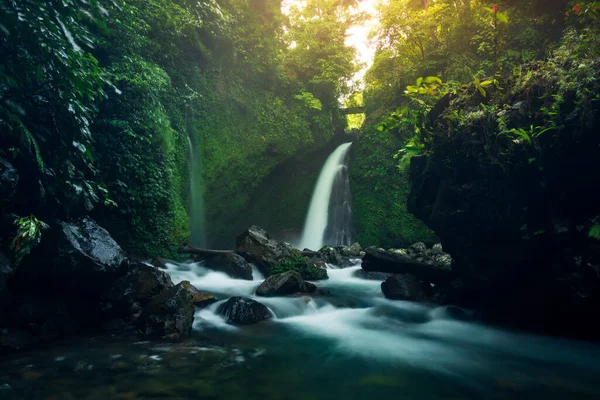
317,245 -> 351,267
235,225 -> 298,276
136,282 -> 195,340
361,247 -> 452,283
217,296 -> 273,325
353,269 -> 392,281
255,270 -> 316,297
381,273 -> 428,301
205,253 -> 253,280
180,280 -> 217,308
339,242 -> 363,257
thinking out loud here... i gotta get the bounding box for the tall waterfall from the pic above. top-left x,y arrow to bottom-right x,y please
187,136 -> 207,247
299,142 -> 354,250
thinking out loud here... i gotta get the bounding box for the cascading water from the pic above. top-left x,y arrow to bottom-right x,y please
299,142 -> 354,250
187,135 -> 207,247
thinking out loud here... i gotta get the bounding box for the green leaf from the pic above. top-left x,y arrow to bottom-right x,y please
496,12 -> 509,23
589,223 -> 600,240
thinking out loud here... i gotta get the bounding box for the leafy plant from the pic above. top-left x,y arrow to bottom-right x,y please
10,215 -> 49,266
473,77 -> 501,97
589,223 -> 600,240
502,125 -> 556,145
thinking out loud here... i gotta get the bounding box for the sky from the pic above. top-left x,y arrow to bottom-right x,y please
281,0 -> 380,89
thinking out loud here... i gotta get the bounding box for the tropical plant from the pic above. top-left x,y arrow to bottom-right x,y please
10,215 -> 49,266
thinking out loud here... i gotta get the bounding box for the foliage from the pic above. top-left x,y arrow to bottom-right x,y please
10,215 -> 49,266
589,223 -> 600,240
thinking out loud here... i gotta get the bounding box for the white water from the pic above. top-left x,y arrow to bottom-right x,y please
299,142 -> 353,250
162,259 -> 600,384
187,136 -> 207,247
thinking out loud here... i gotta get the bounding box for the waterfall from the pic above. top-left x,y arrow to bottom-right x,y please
187,136 -> 207,247
299,142 -> 354,250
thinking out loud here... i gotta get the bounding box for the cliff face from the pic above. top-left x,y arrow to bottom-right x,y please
407,38 -> 600,340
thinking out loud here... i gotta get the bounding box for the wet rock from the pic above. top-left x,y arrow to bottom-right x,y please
381,274 -> 428,301
236,226 -> 297,276
107,261 -> 173,321
137,282 -> 195,340
217,296 -> 272,325
205,253 -> 253,280
180,280 -> 217,308
434,253 -> 452,268
353,269 -> 392,281
362,247 -> 452,282
151,256 -> 168,269
339,242 -> 363,257
56,216 -> 126,279
255,270 -> 316,297
431,243 -> 443,255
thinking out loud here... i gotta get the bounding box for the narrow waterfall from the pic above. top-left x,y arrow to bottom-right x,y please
299,142 -> 354,250
187,136 -> 207,247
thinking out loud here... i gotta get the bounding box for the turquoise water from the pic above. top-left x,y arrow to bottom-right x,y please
1,262 -> 599,400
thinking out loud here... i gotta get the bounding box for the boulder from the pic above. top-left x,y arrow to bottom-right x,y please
255,270 -> 317,297
107,261 -> 173,322
236,226 -> 297,276
217,296 -> 272,325
180,280 -> 217,308
353,269 -> 392,281
381,274 -> 428,301
339,242 -> 363,257
136,282 -> 195,340
302,260 -> 329,280
431,243 -> 443,255
56,216 -> 126,276
317,246 -> 350,267
407,242 -> 427,257
205,253 -> 253,280
362,247 -> 452,282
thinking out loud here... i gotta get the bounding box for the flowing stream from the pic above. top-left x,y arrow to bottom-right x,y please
2,259 -> 599,400
187,136 -> 207,247
299,142 -> 354,250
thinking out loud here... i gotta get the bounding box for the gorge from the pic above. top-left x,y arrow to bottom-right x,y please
1,0 -> 600,399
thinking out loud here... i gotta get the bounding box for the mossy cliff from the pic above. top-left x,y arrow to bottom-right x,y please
408,31 -> 600,339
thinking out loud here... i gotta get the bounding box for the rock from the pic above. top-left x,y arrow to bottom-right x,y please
236,226 -> 297,276
217,297 -> 272,325
180,280 -> 217,308
353,269 -> 392,281
56,216 -> 126,277
362,247 -> 452,282
316,246 -> 347,267
255,270 -> 316,297
302,260 -> 329,280
136,282 -> 195,340
151,256 -> 167,269
205,253 -> 253,280
431,243 -> 443,255
0,161 -> 19,205
434,253 -> 452,268
107,261 -> 173,322
339,242 -> 363,257
389,248 -> 408,256
381,274 -> 428,301
407,242 -> 426,256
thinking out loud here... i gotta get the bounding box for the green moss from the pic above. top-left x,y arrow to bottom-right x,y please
349,125 -> 437,249
270,254 -> 328,280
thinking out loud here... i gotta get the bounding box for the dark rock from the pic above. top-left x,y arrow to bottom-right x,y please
381,274 -> 428,301
362,247 -> 452,282
180,280 -> 217,308
151,256 -> 168,269
136,282 -> 195,340
205,253 -> 253,280
107,261 -> 173,322
55,216 -> 126,278
353,269 -> 392,281
408,242 -> 426,256
236,226 -> 297,276
217,296 -> 272,325
255,270 -> 316,297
